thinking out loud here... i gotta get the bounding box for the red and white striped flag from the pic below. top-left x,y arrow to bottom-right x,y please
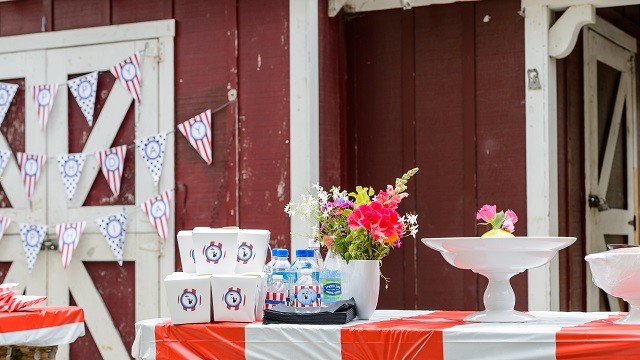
0,217 -> 11,243
30,84 -> 59,131
141,190 -> 172,241
178,109 -> 212,164
56,221 -> 86,269
96,145 -> 127,197
0,295 -> 47,312
16,153 -> 46,200
110,52 -> 142,103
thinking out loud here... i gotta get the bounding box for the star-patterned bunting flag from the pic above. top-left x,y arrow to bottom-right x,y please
56,154 -> 87,201
56,221 -> 86,269
110,52 -> 142,103
31,84 -> 58,131
96,145 -> 127,197
0,82 -> 18,127
135,133 -> 167,186
16,152 -> 46,200
178,109 -> 212,164
141,191 -> 171,241
0,150 -> 11,179
0,217 -> 11,243
67,71 -> 98,126
96,212 -> 127,266
19,224 -> 47,272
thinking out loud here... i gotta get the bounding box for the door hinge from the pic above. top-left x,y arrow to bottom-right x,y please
629,216 -> 636,230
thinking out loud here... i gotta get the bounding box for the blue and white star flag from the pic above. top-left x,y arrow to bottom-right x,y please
96,211 -> 127,266
56,153 -> 86,201
0,150 -> 11,178
0,217 -> 11,243
0,82 -> 18,126
67,71 -> 98,127
135,132 -> 167,186
19,223 -> 47,273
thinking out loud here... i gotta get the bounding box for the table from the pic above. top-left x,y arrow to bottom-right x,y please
132,310 -> 640,360
0,306 -> 84,348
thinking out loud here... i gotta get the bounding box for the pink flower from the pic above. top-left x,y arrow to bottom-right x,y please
476,204 -> 496,223
348,202 -> 403,244
502,219 -> 515,232
323,235 -> 334,249
505,209 -> 518,224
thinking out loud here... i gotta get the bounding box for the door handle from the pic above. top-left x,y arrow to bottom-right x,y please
587,194 -> 609,211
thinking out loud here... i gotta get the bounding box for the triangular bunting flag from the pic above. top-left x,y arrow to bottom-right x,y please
141,191 -> 172,241
110,52 -> 142,103
135,133 -> 167,186
0,217 -> 11,242
57,154 -> 87,201
96,145 -> 127,197
0,149 -> 11,178
96,212 -> 127,266
16,152 -> 46,200
0,82 -> 18,127
31,84 -> 59,131
56,221 -> 85,269
19,223 -> 47,272
177,109 -> 212,164
67,71 -> 98,127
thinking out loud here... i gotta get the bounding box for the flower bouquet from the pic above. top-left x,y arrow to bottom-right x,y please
284,168 -> 419,262
476,205 -> 518,237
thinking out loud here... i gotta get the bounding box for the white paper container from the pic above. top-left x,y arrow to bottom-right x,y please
211,273 -> 265,322
177,230 -> 196,273
235,229 -> 270,274
164,272 -> 212,325
192,227 -> 239,274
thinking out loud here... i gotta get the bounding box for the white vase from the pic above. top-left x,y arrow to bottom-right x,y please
343,259 -> 380,320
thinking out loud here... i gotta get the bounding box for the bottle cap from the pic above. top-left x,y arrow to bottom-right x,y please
305,249 -> 315,258
279,248 -> 289,257
295,249 -> 308,258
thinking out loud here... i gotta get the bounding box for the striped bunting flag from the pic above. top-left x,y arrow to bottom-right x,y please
16,152 -> 46,200
178,109 -> 212,165
141,190 -> 171,241
96,145 -> 127,197
19,223 -> 47,273
110,52 -> 142,103
56,221 -> 86,269
30,84 -> 59,131
0,82 -> 18,126
0,217 -> 11,243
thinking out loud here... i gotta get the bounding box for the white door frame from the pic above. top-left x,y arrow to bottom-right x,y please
0,20 -> 175,358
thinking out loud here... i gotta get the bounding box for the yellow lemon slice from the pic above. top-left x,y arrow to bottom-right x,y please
481,229 -> 515,238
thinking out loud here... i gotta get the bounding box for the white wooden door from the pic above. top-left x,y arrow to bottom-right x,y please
0,21 -> 175,359
584,21 -> 638,312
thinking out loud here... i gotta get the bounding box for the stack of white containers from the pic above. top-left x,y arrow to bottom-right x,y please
165,227 -> 269,324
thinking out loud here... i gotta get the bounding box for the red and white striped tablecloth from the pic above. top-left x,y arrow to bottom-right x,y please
0,306 -> 85,346
132,310 -> 640,359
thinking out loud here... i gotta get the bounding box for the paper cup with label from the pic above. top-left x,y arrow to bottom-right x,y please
235,229 -> 270,274
192,227 -> 239,274
164,272 -> 212,324
177,230 -> 196,273
211,273 -> 263,322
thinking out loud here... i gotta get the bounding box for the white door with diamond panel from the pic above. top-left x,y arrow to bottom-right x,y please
0,21 -> 175,359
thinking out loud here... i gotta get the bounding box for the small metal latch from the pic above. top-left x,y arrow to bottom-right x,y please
629,216 -> 636,230
41,238 -> 58,251
587,194 -> 609,212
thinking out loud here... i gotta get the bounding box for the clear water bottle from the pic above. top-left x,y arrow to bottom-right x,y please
271,249 -> 292,304
309,238 -> 324,269
291,249 -> 320,283
264,274 -> 287,310
263,248 -> 279,282
321,250 -> 345,304
294,268 -> 321,313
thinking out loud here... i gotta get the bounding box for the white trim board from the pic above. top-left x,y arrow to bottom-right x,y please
0,20 -> 175,54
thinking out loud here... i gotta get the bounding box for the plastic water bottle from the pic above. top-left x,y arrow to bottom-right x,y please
263,248 -> 279,282
271,249 -> 292,304
291,249 -> 320,283
321,250 -> 345,304
294,268 -> 321,313
264,274 -> 287,310
309,238 -> 324,269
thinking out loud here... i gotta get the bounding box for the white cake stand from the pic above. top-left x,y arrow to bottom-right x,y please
422,236 -> 576,323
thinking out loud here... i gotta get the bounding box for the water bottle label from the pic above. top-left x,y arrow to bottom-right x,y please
264,291 -> 287,309
294,285 -> 321,307
321,280 -> 342,302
